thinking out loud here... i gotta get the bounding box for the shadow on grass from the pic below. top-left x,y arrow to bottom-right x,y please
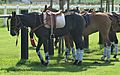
28,47 -> 36,50
0,59 -> 115,72
28,47 -> 44,50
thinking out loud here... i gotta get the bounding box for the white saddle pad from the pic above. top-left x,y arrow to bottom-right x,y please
56,13 -> 65,28
44,13 -> 65,28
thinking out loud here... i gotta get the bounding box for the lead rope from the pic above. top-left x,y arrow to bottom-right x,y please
16,33 -> 19,46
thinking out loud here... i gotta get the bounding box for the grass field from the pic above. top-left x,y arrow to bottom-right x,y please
0,19 -> 120,75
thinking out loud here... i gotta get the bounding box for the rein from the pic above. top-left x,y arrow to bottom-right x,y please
31,24 -> 44,32
7,16 -> 11,31
31,13 -> 44,32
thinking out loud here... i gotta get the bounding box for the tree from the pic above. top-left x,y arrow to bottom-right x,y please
71,0 -> 74,4
78,0 -> 81,4
59,0 -> 66,10
1,0 -> 7,3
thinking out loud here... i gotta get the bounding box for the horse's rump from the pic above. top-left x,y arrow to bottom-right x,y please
83,12 -> 111,36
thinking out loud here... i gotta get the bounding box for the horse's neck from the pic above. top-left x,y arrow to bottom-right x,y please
19,15 -> 35,28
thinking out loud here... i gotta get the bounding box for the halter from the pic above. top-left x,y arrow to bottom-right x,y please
12,15 -> 27,33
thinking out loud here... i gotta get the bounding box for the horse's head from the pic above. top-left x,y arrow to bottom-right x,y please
9,12 -> 22,36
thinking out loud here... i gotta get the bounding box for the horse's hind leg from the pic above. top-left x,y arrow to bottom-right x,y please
100,31 -> 111,61
36,38 -> 45,65
109,31 -> 119,59
64,35 -> 75,61
72,34 -> 83,65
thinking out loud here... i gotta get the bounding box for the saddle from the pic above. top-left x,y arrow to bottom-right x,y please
82,13 -> 91,27
111,12 -> 120,26
43,10 -> 65,28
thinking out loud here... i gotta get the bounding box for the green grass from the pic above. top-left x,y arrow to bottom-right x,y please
0,21 -> 120,75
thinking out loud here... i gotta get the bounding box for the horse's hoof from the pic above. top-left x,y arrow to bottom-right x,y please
105,59 -> 111,63
115,58 -> 119,61
93,61 -> 99,64
73,60 -> 78,65
41,60 -> 45,65
71,58 -> 75,61
113,55 -> 117,58
101,56 -> 106,61
77,61 -> 82,65
44,62 -> 49,66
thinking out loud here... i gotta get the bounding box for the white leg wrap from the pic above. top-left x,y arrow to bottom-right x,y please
45,52 -> 49,57
75,49 -> 79,60
106,46 -> 111,59
77,49 -> 84,61
114,44 -> 118,55
103,47 -> 107,57
37,50 -> 43,60
45,52 -> 49,63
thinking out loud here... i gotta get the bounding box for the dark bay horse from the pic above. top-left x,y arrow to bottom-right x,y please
8,11 -> 86,66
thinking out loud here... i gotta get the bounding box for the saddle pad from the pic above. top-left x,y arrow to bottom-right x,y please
43,12 -> 65,28
82,13 -> 91,27
56,13 -> 65,28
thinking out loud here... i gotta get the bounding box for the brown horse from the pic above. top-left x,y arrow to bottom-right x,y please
64,12 -> 112,62
65,11 -> 120,62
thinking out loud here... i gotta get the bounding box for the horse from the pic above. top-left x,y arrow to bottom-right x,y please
64,11 -> 120,62
64,11 -> 112,62
7,11 -> 86,66
99,12 -> 120,59
106,12 -> 120,59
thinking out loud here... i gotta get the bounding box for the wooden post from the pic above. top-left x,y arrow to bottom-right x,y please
21,28 -> 28,59
21,10 -> 28,60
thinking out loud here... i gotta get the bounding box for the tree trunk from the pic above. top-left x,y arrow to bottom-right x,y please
71,0 -> 74,4
59,0 -> 65,10
78,0 -> 81,4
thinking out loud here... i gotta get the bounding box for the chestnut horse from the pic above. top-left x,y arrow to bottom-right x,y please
64,12 -> 112,62
65,11 -> 120,62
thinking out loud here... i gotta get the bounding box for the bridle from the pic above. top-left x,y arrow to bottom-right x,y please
11,15 -> 27,33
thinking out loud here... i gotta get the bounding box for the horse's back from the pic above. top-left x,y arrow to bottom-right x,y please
91,13 -> 111,25
65,13 -> 86,34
